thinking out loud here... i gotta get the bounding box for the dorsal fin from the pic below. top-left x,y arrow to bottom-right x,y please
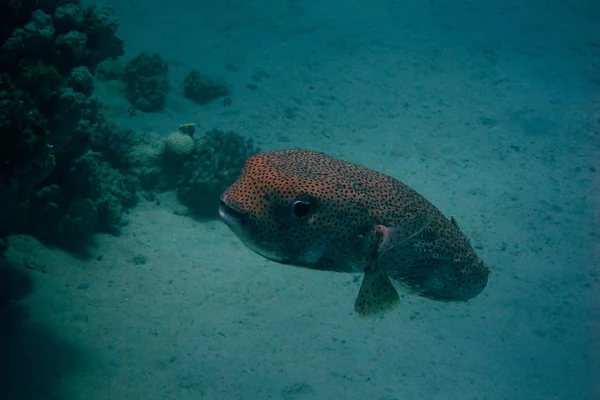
450,216 -> 459,228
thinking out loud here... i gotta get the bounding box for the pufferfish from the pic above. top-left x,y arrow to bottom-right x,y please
219,149 -> 489,318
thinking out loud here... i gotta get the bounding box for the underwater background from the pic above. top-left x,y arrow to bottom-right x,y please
0,0 -> 598,399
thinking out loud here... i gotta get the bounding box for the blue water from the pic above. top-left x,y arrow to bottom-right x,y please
1,0 -> 598,399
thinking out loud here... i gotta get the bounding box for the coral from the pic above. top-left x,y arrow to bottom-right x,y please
53,3 -> 84,33
18,143 -> 56,190
2,10 -> 55,63
178,123 -> 196,136
0,1 -> 126,168
176,129 -> 258,217
27,149 -> 140,248
49,87 -> 89,142
79,6 -> 124,70
150,126 -> 198,190
1,5 -> 123,74
89,122 -> 139,170
128,125 -> 256,216
28,183 -> 62,242
123,52 -> 169,112
0,72 -> 50,162
56,198 -> 98,247
26,184 -> 100,248
16,60 -> 63,103
0,70 -> 57,191
183,70 -> 228,104
52,30 -> 88,71
0,1 -> 136,250
164,132 -> 195,158
127,140 -> 162,190
61,150 -> 138,233
67,65 -> 93,95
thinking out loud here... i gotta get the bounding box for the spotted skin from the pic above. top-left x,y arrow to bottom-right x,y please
219,149 -> 489,316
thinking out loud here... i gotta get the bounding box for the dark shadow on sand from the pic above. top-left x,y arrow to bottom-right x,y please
0,262 -> 82,400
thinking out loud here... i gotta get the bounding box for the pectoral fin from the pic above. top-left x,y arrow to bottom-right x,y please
354,265 -> 400,318
353,219 -> 425,318
378,211 -> 434,256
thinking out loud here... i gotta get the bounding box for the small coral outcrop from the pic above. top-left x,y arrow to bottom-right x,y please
26,148 -> 139,248
164,132 -> 195,159
132,123 -> 257,218
29,192 -> 99,250
176,129 -> 258,217
183,69 -> 228,104
123,52 -> 169,112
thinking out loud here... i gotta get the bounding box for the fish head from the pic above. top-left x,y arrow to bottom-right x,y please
219,150 -> 369,271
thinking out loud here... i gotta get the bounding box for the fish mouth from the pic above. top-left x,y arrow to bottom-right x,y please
218,201 -> 248,225
219,200 -> 286,264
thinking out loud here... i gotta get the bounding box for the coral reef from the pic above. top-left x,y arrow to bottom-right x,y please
176,129 -> 258,217
133,124 -> 197,192
131,125 -> 257,217
123,52 -> 169,112
0,0 -> 139,251
28,185 -> 99,249
89,121 -> 140,170
183,69 -> 228,104
42,150 -> 139,235
0,2 -> 255,251
2,4 -> 124,74
68,65 -> 94,95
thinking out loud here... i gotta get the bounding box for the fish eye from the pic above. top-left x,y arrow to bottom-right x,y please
290,200 -> 311,219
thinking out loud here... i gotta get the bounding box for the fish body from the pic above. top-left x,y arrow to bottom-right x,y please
219,149 -> 489,317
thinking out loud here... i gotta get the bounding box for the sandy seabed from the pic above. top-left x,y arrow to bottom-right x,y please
1,1 -> 599,399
